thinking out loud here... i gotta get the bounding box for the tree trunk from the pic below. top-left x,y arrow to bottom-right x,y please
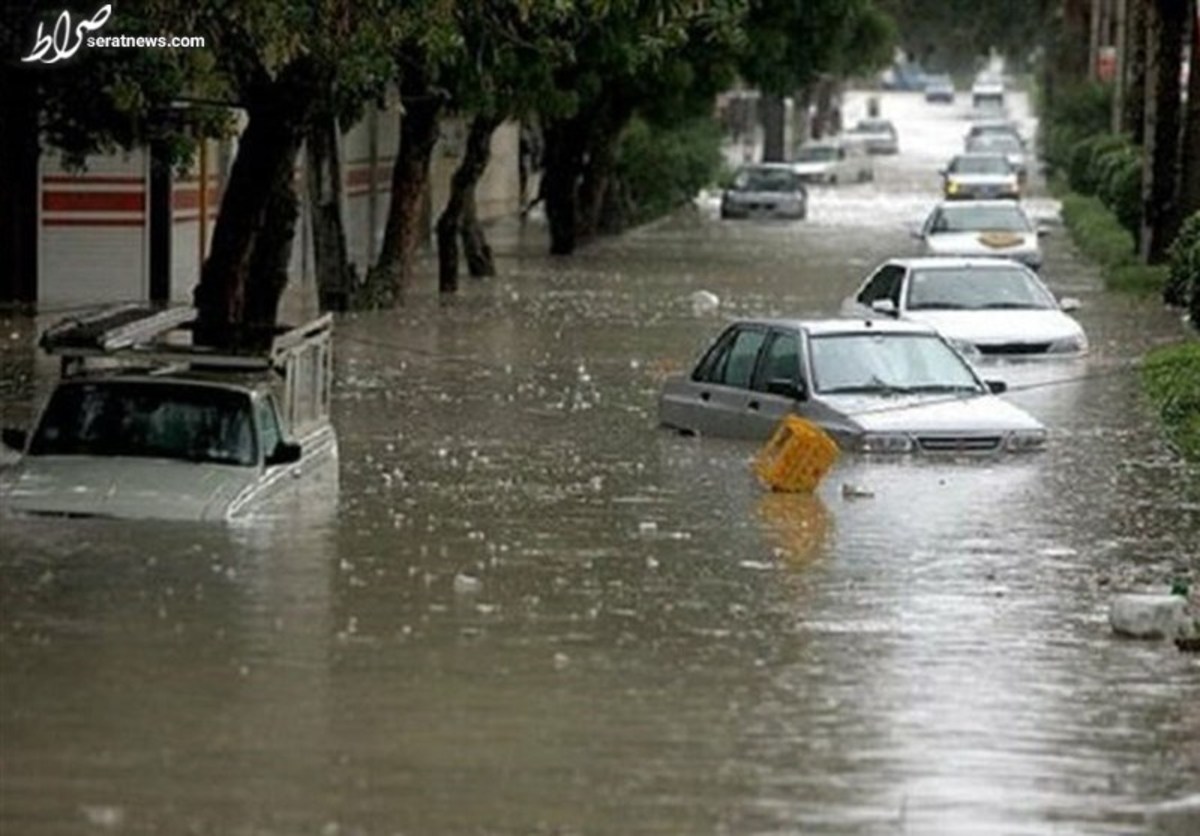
0,68 -> 39,305
760,93 -> 785,161
1179,0 -> 1200,218
436,113 -> 500,293
306,116 -> 355,312
373,83 -> 442,300
461,190 -> 495,278
1125,0 -> 1148,142
1139,0 -> 1187,263
1113,0 -> 1128,133
578,103 -> 631,240
193,58 -> 317,338
542,115 -> 586,255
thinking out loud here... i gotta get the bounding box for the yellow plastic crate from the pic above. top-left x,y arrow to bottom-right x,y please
753,415 -> 839,493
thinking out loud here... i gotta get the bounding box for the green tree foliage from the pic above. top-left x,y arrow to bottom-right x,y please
877,0 -> 1048,73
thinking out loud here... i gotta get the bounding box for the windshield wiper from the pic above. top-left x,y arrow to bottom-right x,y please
909,302 -> 965,310
907,384 -> 981,393
823,377 -> 914,396
980,302 -> 1042,309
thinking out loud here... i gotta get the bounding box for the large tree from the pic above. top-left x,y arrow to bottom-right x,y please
1139,0 -> 1187,263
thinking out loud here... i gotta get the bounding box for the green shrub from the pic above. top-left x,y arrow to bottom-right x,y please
1060,192 -> 1137,268
1164,212 -> 1200,314
1095,145 -> 1142,238
614,115 -> 724,227
1041,82 -> 1113,173
1107,263 -> 1168,294
1142,341 -> 1200,461
1068,134 -> 1127,195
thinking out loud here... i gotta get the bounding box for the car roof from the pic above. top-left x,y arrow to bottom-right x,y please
930,198 -> 1029,212
55,372 -> 266,394
729,317 -> 938,336
950,152 -> 1011,161
879,256 -> 1034,271
737,162 -> 800,172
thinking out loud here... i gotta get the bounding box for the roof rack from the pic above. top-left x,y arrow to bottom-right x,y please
41,305 -> 333,377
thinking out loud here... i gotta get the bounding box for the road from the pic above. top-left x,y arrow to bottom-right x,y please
2,89 -> 1198,835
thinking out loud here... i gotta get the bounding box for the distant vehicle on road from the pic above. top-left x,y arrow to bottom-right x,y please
720,164 -> 808,220
915,200 -> 1045,271
0,306 -> 338,521
847,118 -> 899,155
941,153 -> 1021,200
965,132 -> 1029,182
880,62 -> 927,91
971,74 -> 1005,109
842,257 -> 1088,359
964,119 -> 1025,148
923,74 -> 956,103
657,317 -> 1046,453
791,138 -> 874,184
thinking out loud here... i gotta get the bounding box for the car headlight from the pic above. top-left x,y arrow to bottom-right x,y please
1046,334 -> 1088,354
1005,429 -> 1047,452
946,181 -> 959,194
859,432 -> 915,453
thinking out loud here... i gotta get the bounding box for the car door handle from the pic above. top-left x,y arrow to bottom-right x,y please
747,400 -> 760,411
699,391 -> 710,402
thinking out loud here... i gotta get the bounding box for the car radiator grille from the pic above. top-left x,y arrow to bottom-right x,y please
977,342 -> 1052,355
916,435 -> 1003,453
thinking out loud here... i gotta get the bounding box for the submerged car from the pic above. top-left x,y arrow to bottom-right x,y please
842,257 -> 1088,358
941,153 -> 1020,200
915,200 -> 1044,271
657,317 -> 1046,453
791,139 -> 873,185
0,306 -> 337,521
847,119 -> 899,155
923,74 -> 955,103
721,164 -> 808,219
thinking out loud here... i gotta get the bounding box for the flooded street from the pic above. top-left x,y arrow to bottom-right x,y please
3,91 -> 1199,834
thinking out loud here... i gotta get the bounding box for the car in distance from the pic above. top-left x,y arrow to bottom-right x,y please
965,119 -> 1025,148
791,138 -> 873,184
842,257 -> 1088,358
965,132 -> 1028,182
0,306 -> 338,521
914,200 -> 1045,271
846,118 -> 899,155
941,153 -> 1020,200
657,317 -> 1046,453
923,74 -> 955,103
720,163 -> 808,220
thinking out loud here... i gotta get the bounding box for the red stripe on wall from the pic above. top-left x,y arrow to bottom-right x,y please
172,187 -> 219,211
43,175 -> 145,185
43,217 -> 146,227
43,191 -> 145,213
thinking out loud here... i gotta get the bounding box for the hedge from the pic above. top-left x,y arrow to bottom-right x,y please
1142,341 -> 1200,461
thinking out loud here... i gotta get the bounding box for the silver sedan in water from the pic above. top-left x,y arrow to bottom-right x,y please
658,318 -> 1046,453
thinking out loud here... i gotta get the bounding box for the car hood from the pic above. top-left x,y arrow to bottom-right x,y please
925,231 -> 1038,255
948,173 -> 1017,186
792,161 -> 834,175
818,391 -> 1043,434
725,189 -> 803,201
904,309 -> 1084,344
0,456 -> 259,521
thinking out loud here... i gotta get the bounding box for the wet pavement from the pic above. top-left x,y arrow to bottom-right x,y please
2,90 -> 1199,835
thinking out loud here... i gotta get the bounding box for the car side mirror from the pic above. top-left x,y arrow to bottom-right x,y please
766,378 -> 807,401
938,168 -> 947,177
1036,226 -> 1050,237
1059,296 -> 1081,312
986,380 -> 1008,394
265,440 -> 302,466
870,298 -> 898,316
1,427 -> 27,451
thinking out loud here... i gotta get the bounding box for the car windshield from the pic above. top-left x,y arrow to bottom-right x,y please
795,146 -> 838,162
949,155 -> 1011,175
809,333 -> 981,395
969,134 -> 1022,153
907,267 -> 1057,310
929,204 -> 1032,233
856,120 -> 893,134
733,167 -> 800,192
29,381 -> 258,466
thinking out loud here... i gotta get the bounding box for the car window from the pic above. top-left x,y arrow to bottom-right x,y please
753,330 -> 801,391
857,265 -> 905,304
692,328 -> 736,382
718,328 -> 768,388
907,267 -> 1057,310
809,333 -> 981,394
936,204 -> 1032,232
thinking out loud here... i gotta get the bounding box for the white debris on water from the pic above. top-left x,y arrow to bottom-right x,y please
638,521 -> 658,535
1109,593 -> 1192,639
453,573 -> 482,595
80,805 -> 125,829
645,557 -> 660,571
553,652 -> 571,670
690,290 -> 720,316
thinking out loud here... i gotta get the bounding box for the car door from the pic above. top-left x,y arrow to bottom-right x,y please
675,324 -> 767,437
746,327 -> 807,437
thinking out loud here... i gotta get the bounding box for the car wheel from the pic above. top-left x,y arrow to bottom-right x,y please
828,174 -> 838,185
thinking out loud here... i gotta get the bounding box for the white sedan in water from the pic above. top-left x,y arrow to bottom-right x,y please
842,257 -> 1088,358
915,200 -> 1045,271
657,317 -> 1046,453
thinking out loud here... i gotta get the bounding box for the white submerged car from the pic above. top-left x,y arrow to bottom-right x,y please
842,258 -> 1088,358
915,200 -> 1045,271
791,138 -> 873,185
0,306 -> 337,521
658,317 -> 1046,454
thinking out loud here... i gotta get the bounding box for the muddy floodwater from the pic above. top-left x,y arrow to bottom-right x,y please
2,92 -> 1198,835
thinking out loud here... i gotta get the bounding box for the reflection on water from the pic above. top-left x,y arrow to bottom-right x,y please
2,90 -> 1199,834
